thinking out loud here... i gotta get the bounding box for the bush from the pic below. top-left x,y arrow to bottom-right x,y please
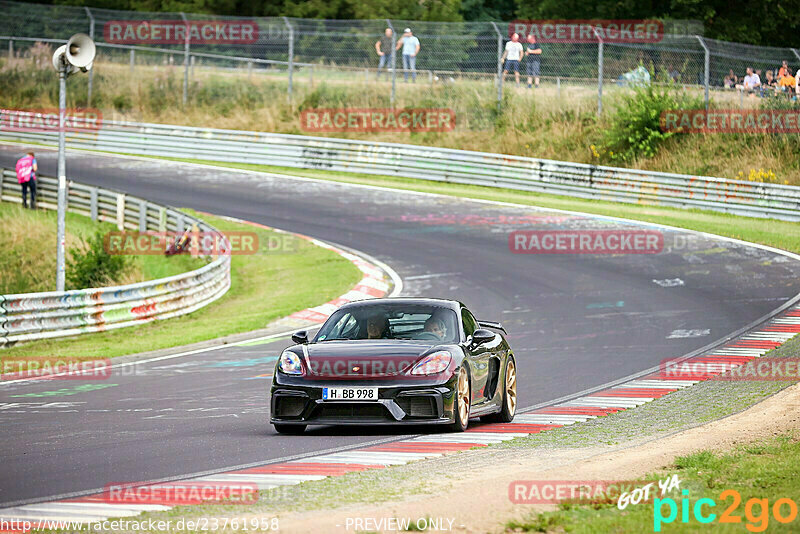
598,83 -> 703,163
66,231 -> 131,290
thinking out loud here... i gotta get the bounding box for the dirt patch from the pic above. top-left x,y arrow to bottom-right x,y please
276,381 -> 800,533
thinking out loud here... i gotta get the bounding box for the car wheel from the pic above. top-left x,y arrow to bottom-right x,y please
273,423 -> 307,434
448,365 -> 471,432
482,357 -> 516,423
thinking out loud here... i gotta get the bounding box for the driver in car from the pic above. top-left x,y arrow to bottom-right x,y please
366,314 -> 390,339
422,316 -> 447,341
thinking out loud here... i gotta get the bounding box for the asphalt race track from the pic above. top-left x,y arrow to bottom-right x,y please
2,145 -> 800,506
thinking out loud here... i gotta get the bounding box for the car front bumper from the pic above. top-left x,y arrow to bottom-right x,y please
270,374 -> 458,426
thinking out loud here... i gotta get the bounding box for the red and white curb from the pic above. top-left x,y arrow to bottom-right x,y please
2,311 -> 798,527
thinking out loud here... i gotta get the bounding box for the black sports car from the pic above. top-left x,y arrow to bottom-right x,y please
270,298 -> 517,433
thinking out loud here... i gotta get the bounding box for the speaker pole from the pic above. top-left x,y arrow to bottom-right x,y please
56,61 -> 67,292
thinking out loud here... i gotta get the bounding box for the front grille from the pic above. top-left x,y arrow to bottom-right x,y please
397,396 -> 437,418
318,403 -> 387,419
273,396 -> 307,417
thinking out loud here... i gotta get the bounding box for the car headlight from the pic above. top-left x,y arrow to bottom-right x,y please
410,350 -> 452,375
279,350 -> 303,375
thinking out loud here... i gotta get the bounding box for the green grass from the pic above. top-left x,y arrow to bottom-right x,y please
159,158 -> 800,256
507,432 -> 800,533
0,200 -> 200,294
0,208 -> 362,363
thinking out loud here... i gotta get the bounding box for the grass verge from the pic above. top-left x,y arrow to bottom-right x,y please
507,431 -> 800,533
0,200 -> 200,294
161,158 -> 800,255
0,208 -> 362,363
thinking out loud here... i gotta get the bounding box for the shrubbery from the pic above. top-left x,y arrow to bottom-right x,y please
597,82 -> 703,163
66,231 -> 131,290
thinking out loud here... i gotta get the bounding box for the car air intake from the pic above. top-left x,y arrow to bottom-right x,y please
274,396 -> 306,417
397,396 -> 437,418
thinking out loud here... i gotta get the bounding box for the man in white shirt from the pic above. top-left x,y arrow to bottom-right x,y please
737,67 -> 761,94
502,33 -> 524,86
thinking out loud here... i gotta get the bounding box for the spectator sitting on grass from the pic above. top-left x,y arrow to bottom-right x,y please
723,69 -> 738,88
764,70 -> 777,90
778,69 -> 796,96
736,67 -> 760,94
778,60 -> 790,78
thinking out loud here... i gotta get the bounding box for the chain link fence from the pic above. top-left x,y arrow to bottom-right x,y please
0,0 -> 799,122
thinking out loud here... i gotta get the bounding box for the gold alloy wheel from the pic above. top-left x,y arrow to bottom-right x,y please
506,360 -> 517,416
457,368 -> 470,423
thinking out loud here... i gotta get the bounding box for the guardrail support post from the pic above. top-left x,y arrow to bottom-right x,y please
159,207 -> 167,231
283,17 -> 294,103
176,213 -> 185,233
85,7 -> 95,106
0,169 -> 4,200
387,19 -> 396,106
490,22 -> 503,113
695,36 -> 710,110
138,200 -> 147,232
116,194 -> 126,230
90,187 -> 98,221
180,12 -> 190,106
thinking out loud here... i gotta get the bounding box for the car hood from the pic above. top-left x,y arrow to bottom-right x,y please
301,340 -> 438,379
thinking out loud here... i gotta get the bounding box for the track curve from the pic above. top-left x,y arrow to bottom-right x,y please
2,144 -> 800,506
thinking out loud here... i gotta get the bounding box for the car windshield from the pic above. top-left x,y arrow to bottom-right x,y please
315,303 -> 459,343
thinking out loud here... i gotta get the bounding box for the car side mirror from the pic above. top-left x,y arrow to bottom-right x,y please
291,330 -> 309,344
471,328 -> 495,347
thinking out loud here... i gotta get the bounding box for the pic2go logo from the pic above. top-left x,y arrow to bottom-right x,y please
654,489 -> 799,532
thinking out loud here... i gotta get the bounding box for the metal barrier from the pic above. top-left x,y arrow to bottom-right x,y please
1,116 -> 798,221
0,168 -> 231,347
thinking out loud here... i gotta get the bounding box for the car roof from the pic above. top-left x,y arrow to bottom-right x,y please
338,297 -> 463,312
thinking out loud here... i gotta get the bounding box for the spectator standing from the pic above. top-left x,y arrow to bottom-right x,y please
502,33 -> 523,87
15,151 -> 37,209
375,28 -> 393,79
396,28 -> 420,82
524,34 -> 541,89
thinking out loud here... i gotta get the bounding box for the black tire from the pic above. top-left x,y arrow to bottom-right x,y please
447,365 -> 471,432
481,357 -> 517,424
273,423 -> 307,434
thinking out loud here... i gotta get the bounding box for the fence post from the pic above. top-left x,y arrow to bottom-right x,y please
116,194 -> 126,230
283,17 -> 294,102
138,200 -> 147,232
247,60 -> 252,78
85,7 -> 95,106
90,187 -> 98,221
695,36 -> 709,110
8,39 -> 12,58
387,19 -> 396,106
180,12 -> 190,106
129,49 -> 134,74
593,27 -> 603,115
490,22 -> 503,113
309,65 -> 313,86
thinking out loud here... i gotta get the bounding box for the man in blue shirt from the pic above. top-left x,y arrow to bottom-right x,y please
396,28 -> 420,82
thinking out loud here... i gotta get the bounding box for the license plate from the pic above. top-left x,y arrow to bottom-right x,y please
322,387 -> 378,401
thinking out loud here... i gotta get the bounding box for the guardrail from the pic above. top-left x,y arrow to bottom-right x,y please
0,168 -> 231,347
1,115 -> 799,221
